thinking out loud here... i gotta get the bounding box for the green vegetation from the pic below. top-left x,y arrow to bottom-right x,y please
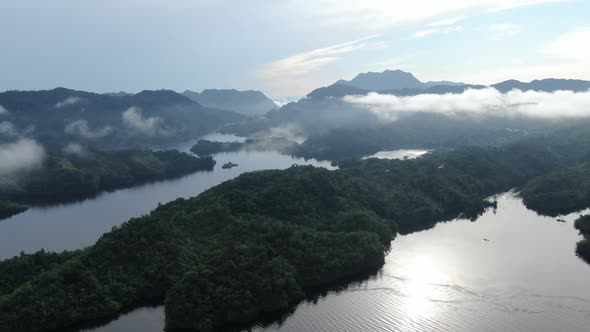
190,137 -> 299,156
522,164 -> 590,216
2,124 -> 590,331
0,200 -> 28,220
0,149 -> 215,220
575,215 -> 590,263
222,162 -> 239,169
0,88 -> 244,151
190,140 -> 243,155
0,250 -> 80,297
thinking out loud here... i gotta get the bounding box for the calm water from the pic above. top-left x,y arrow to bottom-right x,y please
0,133 -> 333,260
85,193 -> 590,332
364,149 -> 430,160
3,143 -> 590,332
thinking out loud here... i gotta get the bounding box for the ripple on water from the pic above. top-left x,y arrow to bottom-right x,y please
28,184 -> 590,331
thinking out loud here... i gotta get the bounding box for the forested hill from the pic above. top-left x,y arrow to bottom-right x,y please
0,149 -> 215,220
182,89 -> 278,116
2,126 -> 590,331
0,88 -> 244,150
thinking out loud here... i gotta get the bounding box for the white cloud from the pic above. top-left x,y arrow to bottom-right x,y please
540,27 -> 590,61
489,23 -> 521,39
0,139 -> 45,177
65,120 -> 112,139
490,0 -> 567,12
0,122 -> 18,137
414,29 -> 437,38
414,25 -> 463,39
428,16 -> 466,27
62,142 -> 87,157
55,96 -> 82,108
344,88 -> 590,121
122,107 -> 170,136
291,0 -> 565,31
260,35 -> 383,95
0,105 -> 8,114
262,36 -> 377,79
450,27 -> 590,84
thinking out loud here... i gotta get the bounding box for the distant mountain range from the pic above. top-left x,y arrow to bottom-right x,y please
182,89 -> 277,116
223,70 -> 590,137
0,88 -> 243,150
335,69 -> 464,91
2,70 -> 589,150
309,69 -> 590,99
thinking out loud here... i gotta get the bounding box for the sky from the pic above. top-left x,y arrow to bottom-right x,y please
0,0 -> 588,97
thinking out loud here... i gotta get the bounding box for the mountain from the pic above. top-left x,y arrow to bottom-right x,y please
0,88 -> 243,150
336,69 -> 423,91
183,89 -> 278,116
103,91 -> 134,97
492,79 -> 590,93
222,70 -> 590,138
380,84 -> 487,96
423,80 -> 466,88
335,69 -> 464,91
307,84 -> 370,99
309,70 -> 590,100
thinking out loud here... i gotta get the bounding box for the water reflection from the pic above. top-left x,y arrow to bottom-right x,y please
363,149 -> 430,160
251,193 -> 590,332
90,193 -> 590,332
0,134 -> 333,260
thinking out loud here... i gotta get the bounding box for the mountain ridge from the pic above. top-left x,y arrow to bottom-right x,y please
182,88 -> 277,116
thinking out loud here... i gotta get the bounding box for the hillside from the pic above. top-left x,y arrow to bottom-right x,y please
183,89 -> 277,116
0,88 -> 244,150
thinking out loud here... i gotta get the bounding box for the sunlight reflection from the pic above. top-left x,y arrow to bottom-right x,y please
399,254 -> 448,318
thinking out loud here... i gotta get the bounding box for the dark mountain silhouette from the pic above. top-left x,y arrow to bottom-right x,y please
492,79 -> 590,93
183,89 -> 277,116
307,70 -> 590,99
423,80 -> 466,88
0,88 -> 243,150
336,69 -> 423,91
222,70 -> 590,138
307,84 -> 370,99
335,69 -> 464,91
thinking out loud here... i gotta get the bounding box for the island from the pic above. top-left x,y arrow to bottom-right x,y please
222,162 -> 239,169
0,149 -> 215,220
0,201 -> 28,220
3,127 -> 590,331
575,215 -> 590,262
190,137 -> 299,156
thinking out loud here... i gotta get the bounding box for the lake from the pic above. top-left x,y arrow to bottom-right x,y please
83,196 -> 590,332
363,149 -> 430,160
3,142 -> 590,332
0,133 -> 333,260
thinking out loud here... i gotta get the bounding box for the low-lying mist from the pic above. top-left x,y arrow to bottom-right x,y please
344,88 -> 590,121
0,139 -> 45,177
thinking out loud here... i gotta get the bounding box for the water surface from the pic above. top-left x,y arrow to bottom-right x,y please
364,149 -> 430,160
86,193 -> 590,332
0,134 -> 333,260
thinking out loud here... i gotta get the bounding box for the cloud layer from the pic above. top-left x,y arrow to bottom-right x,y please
65,120 -> 112,139
0,122 -> 18,137
122,107 -> 170,136
344,88 -> 590,121
0,139 -> 45,177
55,96 -> 82,108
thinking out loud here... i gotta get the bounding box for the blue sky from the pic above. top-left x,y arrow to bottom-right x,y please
0,0 -> 588,97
